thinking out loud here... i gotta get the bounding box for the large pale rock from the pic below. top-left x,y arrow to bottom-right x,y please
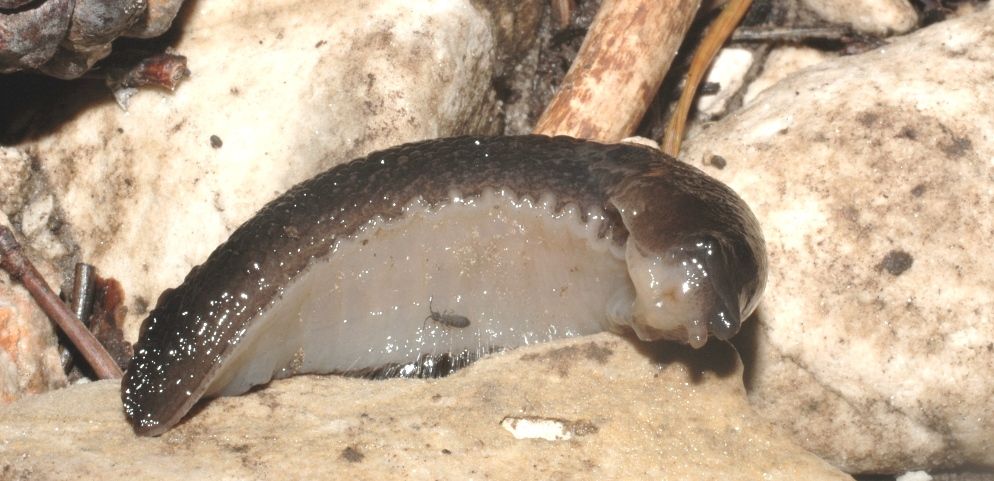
5,0 -> 540,348
801,0 -> 918,35
742,46 -> 833,105
0,334 -> 853,480
682,8 -> 994,472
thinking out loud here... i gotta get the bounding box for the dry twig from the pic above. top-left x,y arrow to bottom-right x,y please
662,0 -> 753,156
533,0 -> 701,142
0,226 -> 122,379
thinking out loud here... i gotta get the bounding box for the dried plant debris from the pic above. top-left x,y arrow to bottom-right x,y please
0,0 -> 185,79
105,52 -> 190,109
59,266 -> 133,381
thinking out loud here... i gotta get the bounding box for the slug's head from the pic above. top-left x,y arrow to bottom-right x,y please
607,152 -> 768,347
620,233 -> 764,347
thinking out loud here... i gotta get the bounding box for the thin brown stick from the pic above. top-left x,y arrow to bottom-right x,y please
0,226 -> 122,379
550,0 -> 576,29
533,0 -> 701,142
662,0 -> 753,156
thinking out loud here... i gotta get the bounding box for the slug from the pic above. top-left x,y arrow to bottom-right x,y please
122,135 -> 767,436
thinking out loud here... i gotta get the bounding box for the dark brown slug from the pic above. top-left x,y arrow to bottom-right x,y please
122,135 -> 767,436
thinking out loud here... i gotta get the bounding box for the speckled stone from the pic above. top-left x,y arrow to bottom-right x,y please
0,213 -> 67,403
801,0 -> 918,35
0,334 -> 853,481
4,0 -> 540,349
682,8 -> 994,472
742,46 -> 833,105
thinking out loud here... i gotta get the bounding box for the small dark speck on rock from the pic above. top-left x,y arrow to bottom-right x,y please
856,111 -> 879,126
709,155 -> 727,169
911,183 -> 927,197
897,126 -> 917,140
940,136 -> 972,158
230,444 -> 250,453
134,296 -> 149,315
210,135 -> 223,149
441,449 -> 452,455
340,446 -> 364,463
877,250 -> 913,276
700,82 -> 721,95
315,40 -> 326,48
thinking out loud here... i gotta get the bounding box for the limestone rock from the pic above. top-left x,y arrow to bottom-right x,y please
801,0 -> 918,35
743,46 -> 833,105
1,148 -> 74,402
5,0 -> 540,349
696,47 -> 754,118
0,213 -> 67,403
682,8 -> 994,472
0,334 -> 853,480
0,272 -> 67,404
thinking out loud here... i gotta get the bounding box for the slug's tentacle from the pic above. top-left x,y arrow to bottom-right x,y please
620,234 -> 755,347
122,135 -> 767,436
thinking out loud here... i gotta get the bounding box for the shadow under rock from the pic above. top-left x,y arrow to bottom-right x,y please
626,331 -> 743,383
0,0 -> 202,145
731,303 -> 765,391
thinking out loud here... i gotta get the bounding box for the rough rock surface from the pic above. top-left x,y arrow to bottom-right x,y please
801,0 -> 918,35
742,46 -> 833,105
682,7 -> 994,472
696,47 -> 754,118
0,334 -> 853,481
0,216 -> 67,402
0,149 -> 71,400
4,0 -> 540,348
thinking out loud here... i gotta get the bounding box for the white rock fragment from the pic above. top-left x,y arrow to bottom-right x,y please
682,7 -> 994,473
801,0 -> 918,35
744,47 -> 833,105
895,471 -> 932,481
619,136 -> 660,149
0,147 -> 32,214
19,194 -> 53,238
696,48 -> 754,118
501,416 -> 573,441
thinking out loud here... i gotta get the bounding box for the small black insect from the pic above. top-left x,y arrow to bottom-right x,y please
423,297 -> 471,329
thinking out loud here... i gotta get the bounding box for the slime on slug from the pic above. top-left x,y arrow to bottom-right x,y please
122,135 -> 767,436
